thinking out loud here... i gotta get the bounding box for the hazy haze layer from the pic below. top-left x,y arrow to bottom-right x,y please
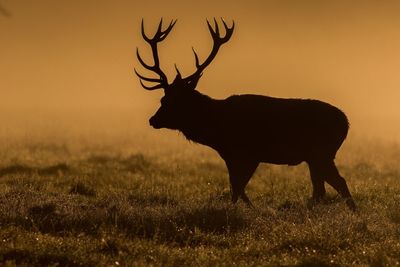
1,0 -> 400,141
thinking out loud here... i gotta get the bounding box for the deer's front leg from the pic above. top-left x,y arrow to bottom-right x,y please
224,158 -> 259,206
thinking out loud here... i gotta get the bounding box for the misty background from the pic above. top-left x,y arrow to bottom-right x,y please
1,0 -> 400,146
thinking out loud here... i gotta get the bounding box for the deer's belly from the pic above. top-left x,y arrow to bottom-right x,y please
255,147 -> 305,166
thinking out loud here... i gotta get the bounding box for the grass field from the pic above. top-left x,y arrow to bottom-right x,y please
0,131 -> 400,266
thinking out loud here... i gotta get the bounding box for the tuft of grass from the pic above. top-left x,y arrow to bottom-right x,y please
69,182 -> 97,197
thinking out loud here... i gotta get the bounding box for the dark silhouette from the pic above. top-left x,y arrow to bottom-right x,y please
135,19 -> 356,211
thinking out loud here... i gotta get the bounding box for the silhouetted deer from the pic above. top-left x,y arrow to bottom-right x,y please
135,19 -> 356,211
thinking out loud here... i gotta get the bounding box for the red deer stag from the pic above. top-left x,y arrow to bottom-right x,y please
135,19 -> 356,211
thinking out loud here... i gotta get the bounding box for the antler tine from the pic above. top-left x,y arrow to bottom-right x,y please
159,20 -> 177,41
186,18 -> 235,81
143,18 -> 177,42
213,18 -> 220,36
206,19 -> 216,38
141,19 -> 151,43
136,48 -> 153,71
206,18 -> 234,42
136,19 -> 177,90
139,79 -> 165,90
134,68 -> 163,83
221,18 -> 234,41
156,18 -> 164,36
192,47 -> 200,68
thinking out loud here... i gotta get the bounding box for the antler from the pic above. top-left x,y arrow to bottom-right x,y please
183,18 -> 234,81
135,19 -> 177,90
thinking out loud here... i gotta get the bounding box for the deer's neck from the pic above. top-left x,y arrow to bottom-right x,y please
178,93 -> 221,149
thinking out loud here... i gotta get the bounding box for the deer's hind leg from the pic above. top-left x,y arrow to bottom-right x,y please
323,160 -> 357,211
307,161 -> 327,202
309,159 -> 356,211
224,158 -> 259,207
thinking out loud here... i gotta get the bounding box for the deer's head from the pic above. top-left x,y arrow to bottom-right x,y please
135,19 -> 234,130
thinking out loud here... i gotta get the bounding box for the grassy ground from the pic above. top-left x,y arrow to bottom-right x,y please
0,133 -> 400,266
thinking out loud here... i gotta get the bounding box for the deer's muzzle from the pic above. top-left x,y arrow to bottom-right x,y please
149,116 -> 161,129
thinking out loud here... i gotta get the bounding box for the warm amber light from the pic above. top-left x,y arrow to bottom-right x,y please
1,0 -> 400,141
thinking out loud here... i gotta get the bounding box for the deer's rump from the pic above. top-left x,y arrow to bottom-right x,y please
212,94 -> 349,165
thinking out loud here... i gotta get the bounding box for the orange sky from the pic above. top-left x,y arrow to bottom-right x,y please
1,0 -> 400,140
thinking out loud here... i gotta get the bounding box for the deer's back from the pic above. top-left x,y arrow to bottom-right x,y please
212,94 -> 349,164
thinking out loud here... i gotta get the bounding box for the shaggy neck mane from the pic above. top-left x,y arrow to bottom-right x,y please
178,92 -> 220,147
